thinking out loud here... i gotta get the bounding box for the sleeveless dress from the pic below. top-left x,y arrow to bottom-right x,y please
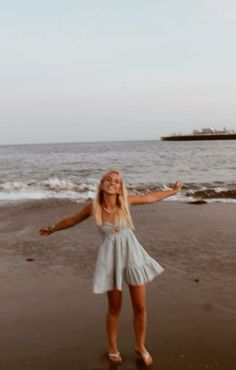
92,221 -> 164,294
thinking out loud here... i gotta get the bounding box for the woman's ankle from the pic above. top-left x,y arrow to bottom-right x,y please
135,344 -> 147,353
108,345 -> 119,353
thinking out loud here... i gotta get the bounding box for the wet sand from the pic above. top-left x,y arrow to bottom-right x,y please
0,199 -> 235,370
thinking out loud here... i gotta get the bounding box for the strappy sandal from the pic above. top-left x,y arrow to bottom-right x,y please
108,351 -> 122,364
135,349 -> 153,366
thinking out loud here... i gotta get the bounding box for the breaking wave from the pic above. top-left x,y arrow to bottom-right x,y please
0,178 -> 96,201
0,178 -> 236,203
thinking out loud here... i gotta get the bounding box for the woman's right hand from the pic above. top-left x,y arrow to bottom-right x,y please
39,227 -> 51,236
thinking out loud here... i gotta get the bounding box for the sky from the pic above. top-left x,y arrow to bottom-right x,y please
0,0 -> 236,145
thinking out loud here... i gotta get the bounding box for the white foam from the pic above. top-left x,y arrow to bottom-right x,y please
0,178 -> 236,203
42,177 -> 76,190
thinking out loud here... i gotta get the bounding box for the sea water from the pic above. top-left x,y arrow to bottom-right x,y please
0,140 -> 235,203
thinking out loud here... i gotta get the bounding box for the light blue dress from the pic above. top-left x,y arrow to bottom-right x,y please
93,221 -> 164,294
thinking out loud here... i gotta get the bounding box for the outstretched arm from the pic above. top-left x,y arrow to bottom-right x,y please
39,202 -> 92,236
128,181 -> 182,205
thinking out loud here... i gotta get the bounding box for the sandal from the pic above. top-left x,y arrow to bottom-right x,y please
108,351 -> 122,364
135,349 -> 153,366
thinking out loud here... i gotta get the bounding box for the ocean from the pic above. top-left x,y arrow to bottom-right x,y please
0,140 -> 235,204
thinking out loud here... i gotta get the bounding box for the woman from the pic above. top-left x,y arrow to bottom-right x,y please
39,170 -> 182,366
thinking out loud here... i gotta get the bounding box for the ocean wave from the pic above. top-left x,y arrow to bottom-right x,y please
186,188 -> 236,199
0,177 -> 96,201
0,178 -> 236,203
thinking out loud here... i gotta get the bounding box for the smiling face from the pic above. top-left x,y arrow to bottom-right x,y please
100,171 -> 122,196
94,169 -> 133,227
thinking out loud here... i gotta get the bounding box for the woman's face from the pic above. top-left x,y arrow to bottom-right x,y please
101,172 -> 122,195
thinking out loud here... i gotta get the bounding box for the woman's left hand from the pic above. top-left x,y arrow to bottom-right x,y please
172,181 -> 183,193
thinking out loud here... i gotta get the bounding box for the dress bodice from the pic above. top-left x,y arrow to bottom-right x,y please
97,221 -> 129,237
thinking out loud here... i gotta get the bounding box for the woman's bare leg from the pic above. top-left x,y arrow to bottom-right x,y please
129,284 -> 153,365
106,289 -> 122,353
129,284 -> 146,351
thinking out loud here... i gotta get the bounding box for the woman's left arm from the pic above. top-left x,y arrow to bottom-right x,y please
128,181 -> 183,205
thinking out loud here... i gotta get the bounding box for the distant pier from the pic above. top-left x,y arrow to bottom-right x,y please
161,128 -> 236,141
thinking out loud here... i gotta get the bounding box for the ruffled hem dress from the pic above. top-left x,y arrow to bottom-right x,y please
92,221 -> 164,294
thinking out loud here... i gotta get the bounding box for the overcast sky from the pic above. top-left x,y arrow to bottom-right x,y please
1,0 -> 236,145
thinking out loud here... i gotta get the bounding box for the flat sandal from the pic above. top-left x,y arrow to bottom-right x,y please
108,351 -> 122,364
135,349 -> 153,366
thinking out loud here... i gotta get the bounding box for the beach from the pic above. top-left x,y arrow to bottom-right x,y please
0,199 -> 235,370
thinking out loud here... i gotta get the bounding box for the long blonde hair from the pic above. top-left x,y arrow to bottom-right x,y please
93,169 -> 134,228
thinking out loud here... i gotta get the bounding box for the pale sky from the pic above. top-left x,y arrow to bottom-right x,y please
0,0 -> 236,145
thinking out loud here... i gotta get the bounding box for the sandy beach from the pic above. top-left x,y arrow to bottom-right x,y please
0,199 -> 235,370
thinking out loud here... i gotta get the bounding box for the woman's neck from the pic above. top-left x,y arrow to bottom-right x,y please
102,194 -> 117,209
101,194 -> 118,222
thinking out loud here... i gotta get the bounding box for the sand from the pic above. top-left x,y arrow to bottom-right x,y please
0,199 -> 235,370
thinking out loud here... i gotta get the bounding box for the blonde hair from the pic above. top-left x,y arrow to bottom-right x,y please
93,169 -> 134,228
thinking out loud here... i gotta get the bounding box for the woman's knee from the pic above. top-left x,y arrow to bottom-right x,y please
129,285 -> 146,315
107,289 -> 122,316
108,303 -> 121,316
132,302 -> 146,315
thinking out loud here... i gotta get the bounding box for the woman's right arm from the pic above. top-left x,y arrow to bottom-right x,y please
39,202 -> 93,236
